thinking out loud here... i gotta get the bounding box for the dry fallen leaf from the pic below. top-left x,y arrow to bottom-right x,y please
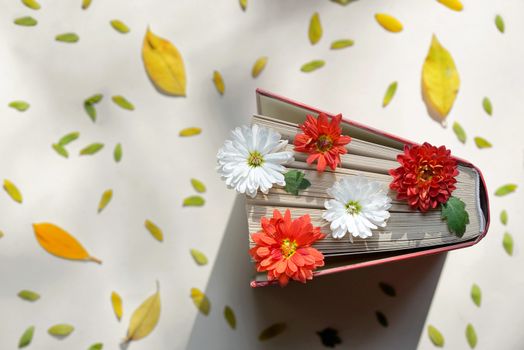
123,282 -> 161,343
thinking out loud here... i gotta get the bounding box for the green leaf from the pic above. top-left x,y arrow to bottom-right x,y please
466,323 -> 477,349
503,232 -> 514,256
190,249 -> 208,266
98,189 -> 113,213
308,12 -> 322,45
190,288 -> 210,315
14,16 -> 37,26
110,20 -> 130,33
300,60 -> 325,73
375,311 -> 388,327
145,219 -> 163,242
84,103 -> 97,122
471,284 -> 481,307
22,0 -> 40,10
495,184 -> 517,196
427,325 -> 444,347
382,81 -> 397,107
452,121 -> 466,143
441,196 -> 469,237
474,136 -> 492,149
284,170 -> 311,195
9,101 -> 30,112
190,178 -> 206,193
55,33 -> 79,43
500,210 -> 508,225
378,282 -> 396,297
259,323 -> 287,341
482,97 -> 492,116
224,306 -> 236,329
330,39 -> 354,50
183,195 -> 205,207
88,343 -> 103,350
18,290 -> 40,302
52,143 -> 69,158
58,132 -> 79,146
79,143 -> 104,155
86,94 -> 103,104
48,323 -> 74,337
114,143 -> 122,162
18,326 -> 35,348
495,14 -> 505,33
4,179 -> 23,204
112,95 -> 134,110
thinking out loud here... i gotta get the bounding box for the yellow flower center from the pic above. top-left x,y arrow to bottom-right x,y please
280,238 -> 298,259
247,151 -> 264,167
345,200 -> 362,215
316,134 -> 333,152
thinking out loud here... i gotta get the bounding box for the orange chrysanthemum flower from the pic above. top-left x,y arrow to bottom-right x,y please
249,209 -> 325,287
294,113 -> 352,172
389,142 -> 458,212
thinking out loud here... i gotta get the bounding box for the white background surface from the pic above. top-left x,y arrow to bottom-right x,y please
1,0 -> 523,349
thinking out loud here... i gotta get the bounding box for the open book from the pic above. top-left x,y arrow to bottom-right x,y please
248,89 -> 489,287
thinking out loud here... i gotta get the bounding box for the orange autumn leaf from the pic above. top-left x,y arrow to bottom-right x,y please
33,223 -> 101,263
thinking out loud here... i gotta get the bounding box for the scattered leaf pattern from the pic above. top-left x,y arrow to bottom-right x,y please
495,184 -> 517,196
495,15 -> 505,33
18,290 -> 40,302
252,57 -> 268,78
213,70 -> 225,95
183,195 -> 205,207
452,121 -> 467,143
482,97 -> 492,116
375,13 -> 403,33
308,12 -> 322,45
84,93 -> 102,122
112,95 -> 134,110
190,249 -> 208,265
111,291 -> 123,321
382,81 -> 397,107
224,306 -> 236,329
179,127 -> 202,137
190,288 -> 210,315
330,39 -> 354,49
301,60 -> 325,73
55,33 -> 79,43
14,17 -> 37,26
259,322 -> 287,341
4,179 -> 23,204
18,326 -> 35,348
52,143 -> 69,158
124,282 -> 161,343
466,323 -> 478,348
500,210 -> 508,225
97,189 -> 113,213
474,136 -> 492,149
114,143 -> 123,162
48,323 -> 74,337
190,178 -> 206,193
427,325 -> 445,347
110,20 -> 130,34
503,232 -> 513,256
58,132 -> 79,146
471,283 -> 481,307
145,219 -> 164,242
80,143 -> 104,155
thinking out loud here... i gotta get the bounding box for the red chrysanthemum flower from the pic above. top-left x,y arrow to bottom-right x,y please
389,142 -> 459,212
294,113 -> 352,172
249,209 -> 325,287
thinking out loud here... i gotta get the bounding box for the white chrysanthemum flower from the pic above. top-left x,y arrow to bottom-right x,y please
217,124 -> 294,198
323,176 -> 392,240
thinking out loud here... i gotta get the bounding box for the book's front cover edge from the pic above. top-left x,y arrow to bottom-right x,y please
252,88 -> 491,288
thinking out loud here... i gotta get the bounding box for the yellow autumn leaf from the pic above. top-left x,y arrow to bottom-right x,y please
33,223 -> 101,263
213,71 -> 225,95
3,179 -> 22,203
437,0 -> 463,11
142,28 -> 186,96
145,220 -> 163,242
98,189 -> 113,213
375,13 -> 403,33
252,57 -> 268,78
111,291 -> 123,321
124,282 -> 161,343
422,34 -> 460,125
190,288 -> 210,315
308,12 -> 322,45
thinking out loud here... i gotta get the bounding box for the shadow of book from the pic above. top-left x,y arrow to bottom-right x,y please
186,196 -> 446,349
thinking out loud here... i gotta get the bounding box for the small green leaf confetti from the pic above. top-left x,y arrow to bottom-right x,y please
495,14 -> 505,33
330,39 -> 354,49
82,0 -> 92,10
145,219 -> 163,242
18,290 -> 40,302
112,95 -> 134,110
58,132 -> 79,146
466,323 -> 477,349
22,0 -> 40,10
55,33 -> 79,43
79,143 -> 104,155
86,94 -> 103,104
284,170 -> 311,195
190,288 -> 210,315
427,325 -> 444,347
48,324 -> 74,337
98,189 -> 113,213
308,12 -> 322,45
179,127 -> 202,137
471,283 -> 481,307
88,343 -> 103,350
114,143 -> 122,162
474,136 -> 492,149
110,20 -> 130,34
190,178 -> 206,193
252,56 -> 268,78
14,16 -> 37,26
4,179 -> 23,204
239,0 -> 247,11
378,282 -> 396,297
224,306 -> 236,329
52,144 -> 69,158
259,323 -> 287,341
300,60 -> 325,73
375,311 -> 388,327
503,232 -> 514,256
500,210 -> 508,225
495,184 -> 517,196
8,101 -> 30,112
183,195 -> 205,207
18,326 -> 35,348
190,249 -> 208,266
84,103 -> 97,122
382,81 -> 397,107
441,196 -> 469,237
482,97 -> 492,116
452,121 -> 467,143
